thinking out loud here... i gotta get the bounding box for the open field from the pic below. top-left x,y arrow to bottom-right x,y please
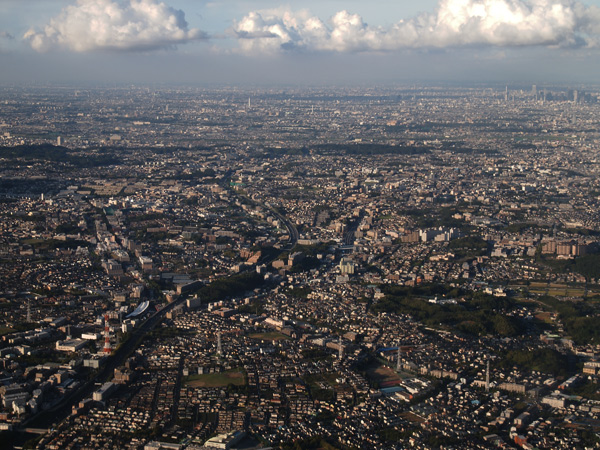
366,362 -> 404,387
248,332 -> 290,341
534,312 -> 554,324
305,371 -> 341,388
529,290 -> 547,295
21,238 -> 45,245
566,289 -> 586,297
0,327 -> 14,336
184,369 -> 246,388
547,289 -> 567,297
401,411 -> 427,424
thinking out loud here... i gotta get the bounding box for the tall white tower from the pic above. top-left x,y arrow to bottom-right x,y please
103,315 -> 111,354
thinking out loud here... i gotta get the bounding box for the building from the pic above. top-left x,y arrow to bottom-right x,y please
56,339 -> 87,353
103,259 -> 124,276
93,382 -> 117,402
139,256 -> 153,272
203,431 -> 246,449
339,257 -> 355,275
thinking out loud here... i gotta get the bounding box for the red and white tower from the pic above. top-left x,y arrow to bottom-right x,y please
103,314 -> 111,354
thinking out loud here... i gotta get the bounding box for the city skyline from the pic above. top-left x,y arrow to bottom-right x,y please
1,0 -> 600,85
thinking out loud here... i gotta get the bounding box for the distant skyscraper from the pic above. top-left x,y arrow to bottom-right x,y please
57,136 -> 62,146
532,85 -> 537,98
505,86 -> 509,102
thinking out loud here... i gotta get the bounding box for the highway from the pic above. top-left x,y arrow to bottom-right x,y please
270,207 -> 299,250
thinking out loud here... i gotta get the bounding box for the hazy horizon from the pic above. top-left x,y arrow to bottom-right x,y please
2,0 -> 600,85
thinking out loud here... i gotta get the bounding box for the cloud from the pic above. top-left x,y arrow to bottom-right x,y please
231,0 -> 600,54
0,31 -> 15,40
24,0 -> 206,52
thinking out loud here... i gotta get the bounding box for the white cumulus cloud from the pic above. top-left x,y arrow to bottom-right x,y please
24,0 -> 206,52
231,0 -> 600,54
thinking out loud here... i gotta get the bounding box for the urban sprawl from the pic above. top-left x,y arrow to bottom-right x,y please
1,85 -> 600,450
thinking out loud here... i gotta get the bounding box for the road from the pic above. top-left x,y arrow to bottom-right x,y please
270,207 -> 299,250
343,211 -> 365,246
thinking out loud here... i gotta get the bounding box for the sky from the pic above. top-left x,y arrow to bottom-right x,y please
1,0 -> 600,86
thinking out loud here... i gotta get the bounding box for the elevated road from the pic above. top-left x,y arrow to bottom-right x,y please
270,207 -> 299,250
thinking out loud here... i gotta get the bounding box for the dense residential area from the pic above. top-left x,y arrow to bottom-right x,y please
1,85 -> 600,449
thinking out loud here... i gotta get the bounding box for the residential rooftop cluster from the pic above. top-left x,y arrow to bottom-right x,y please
1,85 -> 600,449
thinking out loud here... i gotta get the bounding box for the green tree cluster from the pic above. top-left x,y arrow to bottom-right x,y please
372,285 -> 524,337
194,272 -> 265,303
537,295 -> 600,345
